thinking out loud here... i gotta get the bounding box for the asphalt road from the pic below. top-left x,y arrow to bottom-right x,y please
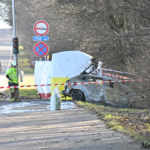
0,29 -> 13,92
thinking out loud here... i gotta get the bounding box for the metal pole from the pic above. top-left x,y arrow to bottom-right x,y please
12,0 -> 16,37
12,0 -> 19,98
12,0 -> 17,62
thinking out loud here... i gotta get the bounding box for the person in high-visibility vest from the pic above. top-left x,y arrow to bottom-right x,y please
6,61 -> 20,102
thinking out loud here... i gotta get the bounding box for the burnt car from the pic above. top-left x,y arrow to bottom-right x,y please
62,74 -> 135,108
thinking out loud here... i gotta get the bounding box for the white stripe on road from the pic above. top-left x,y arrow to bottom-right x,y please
0,46 -> 13,50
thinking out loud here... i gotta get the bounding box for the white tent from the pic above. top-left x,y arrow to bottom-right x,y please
34,61 -> 51,99
50,51 -> 93,97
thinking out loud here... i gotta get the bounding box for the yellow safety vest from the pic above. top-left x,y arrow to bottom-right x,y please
6,67 -> 18,84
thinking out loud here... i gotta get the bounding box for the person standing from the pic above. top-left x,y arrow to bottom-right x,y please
6,61 -> 20,102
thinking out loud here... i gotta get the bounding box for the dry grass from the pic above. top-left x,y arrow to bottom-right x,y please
18,46 -> 34,74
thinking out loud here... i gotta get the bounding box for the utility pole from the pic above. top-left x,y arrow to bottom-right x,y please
12,0 -> 19,98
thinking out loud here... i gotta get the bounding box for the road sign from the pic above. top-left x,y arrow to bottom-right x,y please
33,36 -> 49,41
33,42 -> 49,57
33,20 -> 49,36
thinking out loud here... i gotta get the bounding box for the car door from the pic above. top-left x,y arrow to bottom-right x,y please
84,77 -> 104,101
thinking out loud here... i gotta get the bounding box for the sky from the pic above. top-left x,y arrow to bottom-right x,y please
0,20 -> 12,29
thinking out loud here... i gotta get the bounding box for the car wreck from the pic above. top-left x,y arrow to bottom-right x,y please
61,58 -> 135,108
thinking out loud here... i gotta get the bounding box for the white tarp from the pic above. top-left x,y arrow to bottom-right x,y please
51,51 -> 93,78
34,61 -> 51,99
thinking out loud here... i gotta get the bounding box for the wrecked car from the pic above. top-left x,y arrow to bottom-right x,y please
48,51 -> 136,108
62,73 -> 135,108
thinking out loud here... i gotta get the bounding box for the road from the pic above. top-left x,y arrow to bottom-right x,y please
0,29 -> 13,92
0,99 -> 140,150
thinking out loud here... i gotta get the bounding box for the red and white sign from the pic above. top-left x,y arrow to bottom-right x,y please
33,20 -> 49,36
33,42 -> 49,57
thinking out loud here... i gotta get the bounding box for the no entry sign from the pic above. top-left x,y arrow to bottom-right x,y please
34,20 -> 49,36
33,42 -> 49,57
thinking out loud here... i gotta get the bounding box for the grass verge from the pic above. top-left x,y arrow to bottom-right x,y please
75,101 -> 150,143
17,46 -> 37,98
18,46 -> 34,74
19,74 -> 39,98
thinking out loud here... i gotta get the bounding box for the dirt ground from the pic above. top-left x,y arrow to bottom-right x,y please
0,99 -> 140,150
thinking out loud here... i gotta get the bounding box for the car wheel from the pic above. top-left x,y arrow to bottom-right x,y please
71,89 -> 85,101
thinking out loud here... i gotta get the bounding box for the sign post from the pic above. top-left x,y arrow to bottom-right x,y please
33,20 -> 50,59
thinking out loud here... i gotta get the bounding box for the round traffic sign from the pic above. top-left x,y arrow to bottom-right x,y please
33,42 -> 49,57
33,20 -> 49,36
